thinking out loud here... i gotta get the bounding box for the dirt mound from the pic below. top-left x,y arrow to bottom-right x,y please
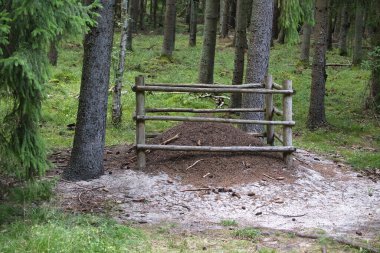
135,122 -> 296,187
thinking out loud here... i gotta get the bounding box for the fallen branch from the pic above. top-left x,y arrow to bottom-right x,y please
180,187 -> 212,192
202,172 -> 211,178
271,211 -> 307,218
263,173 -> 276,180
186,159 -> 203,170
326,63 -> 352,67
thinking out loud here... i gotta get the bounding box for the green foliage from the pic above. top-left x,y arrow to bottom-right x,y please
8,179 -> 56,203
278,0 -> 314,44
220,219 -> 238,227
362,47 -> 380,71
0,0 -> 97,179
0,207 -> 150,253
234,228 -> 261,241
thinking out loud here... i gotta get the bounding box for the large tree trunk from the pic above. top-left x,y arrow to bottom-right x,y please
64,0 -> 115,181
338,3 -> 350,56
161,0 -> 176,57
198,0 -> 219,84
189,0 -> 198,47
152,0 -> 158,28
112,0 -> 128,125
220,0 -> 231,38
352,0 -> 364,66
368,2 -> 380,112
272,0 -> 279,41
228,0 -> 237,30
307,0 -> 328,129
300,23 -> 312,65
130,0 -> 139,33
231,0 -> 248,108
242,0 -> 273,132
139,0 -> 145,30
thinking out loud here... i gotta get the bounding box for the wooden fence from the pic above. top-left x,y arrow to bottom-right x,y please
132,75 -> 295,169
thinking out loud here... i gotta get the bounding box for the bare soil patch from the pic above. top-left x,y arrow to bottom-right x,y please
51,122 -> 380,250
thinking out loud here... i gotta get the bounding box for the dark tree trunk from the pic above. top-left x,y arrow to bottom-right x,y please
64,0 -> 115,181
352,0 -> 364,66
231,0 -> 248,108
126,0 -> 133,50
152,0 -> 158,28
242,0 -> 273,132
277,28 -> 285,44
189,0 -> 198,47
48,41 -> 58,66
112,0 -> 128,125
326,6 -> 334,51
139,0 -> 145,30
338,3 -> 350,56
161,0 -> 176,57
368,2 -> 380,112
228,0 -> 237,30
220,0 -> 231,38
130,0 -> 139,33
307,0 -> 328,129
272,0 -> 279,41
300,23 -> 312,65
198,0 -> 219,84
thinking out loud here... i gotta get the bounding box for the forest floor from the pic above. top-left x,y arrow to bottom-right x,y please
51,122 -> 380,252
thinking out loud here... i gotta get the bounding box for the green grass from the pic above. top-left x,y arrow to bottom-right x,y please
220,219 -> 238,227
40,33 -> 379,169
233,228 -> 261,241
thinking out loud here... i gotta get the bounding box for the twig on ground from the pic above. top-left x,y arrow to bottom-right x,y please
180,188 -> 212,192
202,172 -> 211,178
271,211 -> 307,218
186,159 -> 203,170
263,173 -> 276,180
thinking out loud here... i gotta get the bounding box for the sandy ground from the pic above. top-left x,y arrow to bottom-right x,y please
56,148 -> 380,248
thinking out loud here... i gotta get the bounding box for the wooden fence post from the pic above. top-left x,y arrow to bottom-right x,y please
265,75 -> 274,145
282,80 -> 293,168
136,75 -> 146,169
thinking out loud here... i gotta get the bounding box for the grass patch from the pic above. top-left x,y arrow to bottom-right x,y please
234,228 -> 261,241
220,219 -> 238,227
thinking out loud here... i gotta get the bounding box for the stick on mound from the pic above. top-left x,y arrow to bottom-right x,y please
140,122 -> 295,187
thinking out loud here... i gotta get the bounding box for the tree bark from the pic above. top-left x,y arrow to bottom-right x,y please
272,0 -> 279,41
300,23 -> 312,65
220,0 -> 231,38
130,0 -> 139,33
231,0 -> 248,108
139,0 -> 145,30
368,2 -> 380,112
326,5 -> 334,51
152,0 -> 158,28
112,0 -> 128,125
161,0 -> 176,57
48,41 -> 58,66
198,0 -> 220,84
228,0 -> 237,30
307,0 -> 328,129
352,0 -> 364,66
64,0 -> 115,181
338,3 -> 350,56
189,0 -> 198,47
242,0 -> 273,132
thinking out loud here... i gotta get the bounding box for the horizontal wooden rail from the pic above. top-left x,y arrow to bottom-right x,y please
136,144 -> 296,152
133,85 -> 294,94
136,115 -> 295,126
146,83 -> 264,88
145,108 -> 265,113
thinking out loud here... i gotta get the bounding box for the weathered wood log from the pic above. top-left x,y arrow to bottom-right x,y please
282,80 -> 293,168
265,75 -> 275,145
272,82 -> 283,90
247,132 -> 266,137
136,115 -> 295,126
136,144 -> 296,152
135,76 -> 146,169
146,82 -> 264,88
273,106 -> 283,116
145,108 -> 265,113
133,85 -> 294,94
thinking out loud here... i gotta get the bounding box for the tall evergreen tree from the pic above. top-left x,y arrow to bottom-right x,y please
198,0 -> 219,84
64,0 -> 116,180
242,0 -> 273,132
0,0 -> 96,179
307,0 -> 328,129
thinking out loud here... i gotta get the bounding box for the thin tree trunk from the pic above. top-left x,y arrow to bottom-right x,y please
327,6 -> 334,51
220,0 -> 231,38
300,23 -> 312,65
198,0 -> 220,84
368,2 -> 380,112
228,0 -> 236,30
126,0 -> 133,51
338,3 -> 350,56
161,0 -> 176,57
277,28 -> 285,44
48,41 -> 58,66
231,0 -> 248,108
64,0 -> 115,181
112,0 -> 128,125
307,0 -> 328,129
272,0 -> 279,41
352,0 -> 364,66
139,0 -> 145,30
242,0 -> 273,132
189,0 -> 198,47
130,0 -> 139,33
152,0 -> 157,28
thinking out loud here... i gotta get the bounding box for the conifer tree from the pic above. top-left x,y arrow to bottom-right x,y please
0,1 -> 97,179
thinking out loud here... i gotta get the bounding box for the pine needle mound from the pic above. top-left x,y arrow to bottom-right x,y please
143,122 -> 295,187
